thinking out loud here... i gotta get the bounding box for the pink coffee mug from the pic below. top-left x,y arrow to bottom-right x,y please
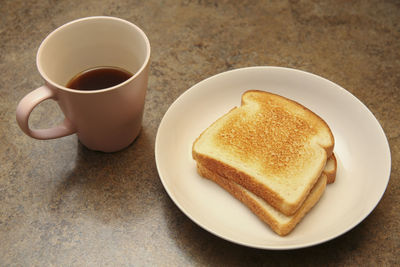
16,16 -> 151,152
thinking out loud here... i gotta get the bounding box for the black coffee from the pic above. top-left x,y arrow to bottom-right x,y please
66,66 -> 133,90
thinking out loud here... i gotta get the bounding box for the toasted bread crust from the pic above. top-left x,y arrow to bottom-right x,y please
196,163 -> 328,236
192,90 -> 334,216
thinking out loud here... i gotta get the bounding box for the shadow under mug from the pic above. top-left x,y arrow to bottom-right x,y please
16,16 -> 151,152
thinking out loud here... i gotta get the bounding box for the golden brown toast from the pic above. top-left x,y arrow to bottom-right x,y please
193,90 -> 334,216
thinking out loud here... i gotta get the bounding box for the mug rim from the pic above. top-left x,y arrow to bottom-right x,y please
36,16 -> 151,94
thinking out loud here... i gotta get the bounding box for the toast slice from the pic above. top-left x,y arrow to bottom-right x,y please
197,164 -> 326,236
192,90 -> 334,216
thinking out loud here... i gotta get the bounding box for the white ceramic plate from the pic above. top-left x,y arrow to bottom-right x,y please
155,66 -> 391,250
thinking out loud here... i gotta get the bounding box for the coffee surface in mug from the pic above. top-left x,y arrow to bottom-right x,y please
66,66 -> 133,90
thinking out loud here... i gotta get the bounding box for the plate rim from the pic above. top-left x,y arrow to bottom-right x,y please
155,66 -> 391,250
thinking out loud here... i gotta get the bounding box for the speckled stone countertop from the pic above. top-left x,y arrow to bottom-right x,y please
1,1 -> 399,266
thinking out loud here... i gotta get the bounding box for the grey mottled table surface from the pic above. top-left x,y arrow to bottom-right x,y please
1,1 -> 399,266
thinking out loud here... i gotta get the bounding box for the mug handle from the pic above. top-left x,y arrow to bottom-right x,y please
16,85 -> 76,140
